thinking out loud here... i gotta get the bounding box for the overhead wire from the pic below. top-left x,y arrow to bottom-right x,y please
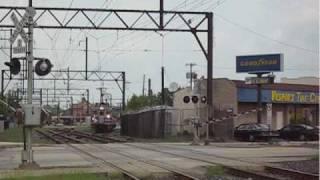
98,0 -> 217,65
214,14 -> 318,54
98,0 -> 212,58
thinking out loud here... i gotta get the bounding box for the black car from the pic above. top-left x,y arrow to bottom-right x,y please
279,124 -> 319,141
234,123 -> 277,142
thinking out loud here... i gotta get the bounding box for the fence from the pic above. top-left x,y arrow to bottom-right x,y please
121,106 -> 210,138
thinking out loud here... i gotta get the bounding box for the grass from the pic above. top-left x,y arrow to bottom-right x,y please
0,127 -> 24,142
0,127 -> 52,144
3,173 -> 110,180
206,165 -> 225,177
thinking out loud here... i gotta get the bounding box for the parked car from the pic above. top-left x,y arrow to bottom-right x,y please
234,123 -> 278,142
278,124 -> 319,141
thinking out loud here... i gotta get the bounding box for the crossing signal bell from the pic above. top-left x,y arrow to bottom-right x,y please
35,59 -> 52,76
4,58 -> 21,75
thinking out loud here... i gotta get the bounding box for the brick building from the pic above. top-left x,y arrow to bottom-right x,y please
71,98 -> 91,121
173,78 -> 319,138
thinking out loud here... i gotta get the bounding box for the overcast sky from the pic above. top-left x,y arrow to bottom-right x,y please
0,0 -> 318,106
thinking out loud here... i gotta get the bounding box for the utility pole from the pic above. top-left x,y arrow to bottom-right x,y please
257,73 -> 263,124
160,0 -> 164,29
161,67 -> 165,105
122,72 -> 126,111
39,89 -> 42,105
67,67 -> 70,94
70,96 -> 73,116
186,63 -> 197,89
1,70 -> 4,98
86,89 -> 89,115
85,37 -> 88,80
148,78 -> 152,96
57,98 -> 60,120
205,13 -> 214,146
142,74 -> 146,96
10,29 -> 12,73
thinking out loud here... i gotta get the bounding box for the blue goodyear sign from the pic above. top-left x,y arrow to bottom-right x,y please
236,54 -> 283,73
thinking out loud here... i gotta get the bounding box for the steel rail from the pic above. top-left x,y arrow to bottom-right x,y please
121,143 -> 316,180
35,128 -> 140,180
72,130 -> 128,143
265,166 -> 319,180
37,128 -> 198,179
54,129 -> 112,143
81,143 -> 200,180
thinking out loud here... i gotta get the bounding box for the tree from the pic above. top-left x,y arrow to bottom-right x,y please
155,88 -> 173,106
125,89 -> 174,111
126,94 -> 156,111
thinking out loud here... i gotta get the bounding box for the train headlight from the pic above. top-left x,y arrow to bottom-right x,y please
106,114 -> 111,119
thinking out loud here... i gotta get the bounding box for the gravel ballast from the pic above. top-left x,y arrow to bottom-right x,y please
278,160 -> 319,174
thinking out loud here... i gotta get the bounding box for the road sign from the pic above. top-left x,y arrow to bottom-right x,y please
13,39 -> 26,54
10,7 -> 36,44
245,76 -> 274,85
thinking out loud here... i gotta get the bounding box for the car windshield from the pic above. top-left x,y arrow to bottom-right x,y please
256,124 -> 269,130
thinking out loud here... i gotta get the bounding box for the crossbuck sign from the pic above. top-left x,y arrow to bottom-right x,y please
10,7 -> 36,45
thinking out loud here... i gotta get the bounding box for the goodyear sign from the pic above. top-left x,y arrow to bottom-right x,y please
272,91 -> 319,104
236,54 -> 283,73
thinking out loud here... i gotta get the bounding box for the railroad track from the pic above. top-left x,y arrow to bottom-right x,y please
35,128 -> 142,179
36,128 -> 127,144
81,143 -> 201,180
36,129 -> 88,144
36,128 -> 318,179
121,143 -> 319,180
35,129 -> 199,179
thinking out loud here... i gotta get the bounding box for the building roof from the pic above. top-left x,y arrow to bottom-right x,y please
233,80 -> 319,92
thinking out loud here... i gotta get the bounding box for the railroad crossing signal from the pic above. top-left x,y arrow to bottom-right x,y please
13,39 -> 26,54
4,58 -> 21,75
10,7 -> 36,44
183,96 -> 190,103
183,96 -> 207,104
35,59 -> 53,76
200,96 -> 207,103
191,96 -> 199,103
4,57 -> 53,76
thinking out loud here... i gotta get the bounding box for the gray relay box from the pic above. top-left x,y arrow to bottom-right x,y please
22,104 -> 41,126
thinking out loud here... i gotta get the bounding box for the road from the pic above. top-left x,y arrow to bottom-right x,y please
0,141 -> 318,179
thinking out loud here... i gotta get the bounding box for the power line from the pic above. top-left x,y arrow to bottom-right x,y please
214,13 -> 318,54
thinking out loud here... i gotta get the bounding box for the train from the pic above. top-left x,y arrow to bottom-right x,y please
91,103 -> 117,133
